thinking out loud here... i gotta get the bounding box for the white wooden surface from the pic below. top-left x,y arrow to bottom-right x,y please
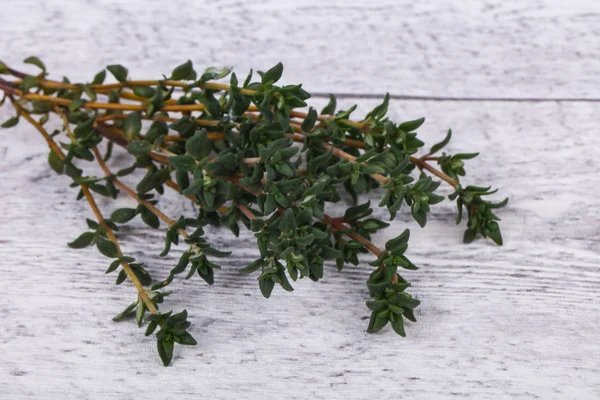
1,1 -> 599,399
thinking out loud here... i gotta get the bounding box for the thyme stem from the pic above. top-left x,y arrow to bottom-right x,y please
15,99 -> 158,314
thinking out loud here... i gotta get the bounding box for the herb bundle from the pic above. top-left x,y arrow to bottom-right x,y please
0,58 -> 507,366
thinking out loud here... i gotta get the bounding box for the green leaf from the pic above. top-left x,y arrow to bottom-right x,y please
319,246 -> 342,260
366,299 -> 389,312
112,302 -> 137,321
68,98 -> 85,112
487,225 -> 503,246
96,236 -> 119,258
454,152 -> 479,160
86,219 -> 100,230
168,155 -> 196,172
23,56 -> 46,72
170,60 -> 196,80
398,118 -> 425,132
91,70 -> 106,84
127,140 -> 152,155
68,232 -> 96,249
123,112 -> 142,140
1,116 -> 19,128
343,201 -> 372,220
48,150 -> 63,174
110,208 -> 137,223
259,278 -> 275,298
145,320 -> 158,336
429,129 -> 452,155
132,86 -> 155,98
365,93 -> 389,121
141,207 -> 160,229
203,247 -> 232,258
157,338 -> 174,366
261,62 -> 283,85
277,268 -> 294,292
396,294 -> 420,310
412,208 -> 427,228
321,94 -> 336,115
82,84 -> 97,101
489,198 -> 509,209
275,162 -> 295,177
368,313 -> 389,333
390,315 -> 406,337
73,117 -> 94,138
147,87 -> 164,115
301,107 -> 318,131
38,113 -> 49,126
385,229 -> 410,252
115,269 -> 127,285
240,259 -> 264,274
403,308 -> 417,322
199,66 -> 232,83
20,76 -> 38,92
171,309 -> 188,322
106,64 -> 128,83
334,104 -> 357,121
279,209 -> 296,232
175,331 -> 197,346
463,228 -> 477,244
105,259 -> 120,274
185,129 -> 211,159
135,302 -> 145,326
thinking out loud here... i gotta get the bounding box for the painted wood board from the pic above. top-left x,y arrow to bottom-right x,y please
0,1 -> 599,399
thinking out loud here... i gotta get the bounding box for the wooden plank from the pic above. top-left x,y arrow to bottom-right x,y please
1,0 -> 600,397
1,98 -> 599,398
1,0 -> 599,98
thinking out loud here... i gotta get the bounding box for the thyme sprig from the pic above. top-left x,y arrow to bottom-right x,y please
0,57 -> 507,366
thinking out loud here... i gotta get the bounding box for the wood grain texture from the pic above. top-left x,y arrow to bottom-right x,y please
1,1 -> 599,399
1,0 -> 600,99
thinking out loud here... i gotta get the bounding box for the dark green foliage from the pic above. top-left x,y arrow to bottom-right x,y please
96,235 -> 118,258
438,152 -> 479,180
1,116 -> 19,128
23,56 -> 46,72
106,64 -> 128,82
145,310 -> 197,366
123,112 -> 142,140
68,231 -> 96,248
449,185 -> 508,245
170,60 -> 196,81
186,129 -> 211,159
91,70 -> 106,84
0,57 -> 508,367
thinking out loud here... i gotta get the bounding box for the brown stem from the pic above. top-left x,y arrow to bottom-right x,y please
96,112 -> 222,129
289,123 -> 458,188
0,77 -> 22,96
8,72 -> 259,95
236,203 -> 257,220
91,147 -> 190,240
410,156 -> 457,187
323,215 -> 383,258
321,141 -> 388,185
227,174 -> 384,260
13,99 -> 158,314
6,67 -> 367,127
7,65 -> 457,189
18,92 -> 216,114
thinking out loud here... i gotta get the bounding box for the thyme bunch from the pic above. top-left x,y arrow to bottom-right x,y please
0,57 -> 507,366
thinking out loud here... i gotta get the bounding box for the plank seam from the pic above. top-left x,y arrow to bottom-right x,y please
310,92 -> 600,102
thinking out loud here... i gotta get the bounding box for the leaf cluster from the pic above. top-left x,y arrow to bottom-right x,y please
0,57 -> 509,366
